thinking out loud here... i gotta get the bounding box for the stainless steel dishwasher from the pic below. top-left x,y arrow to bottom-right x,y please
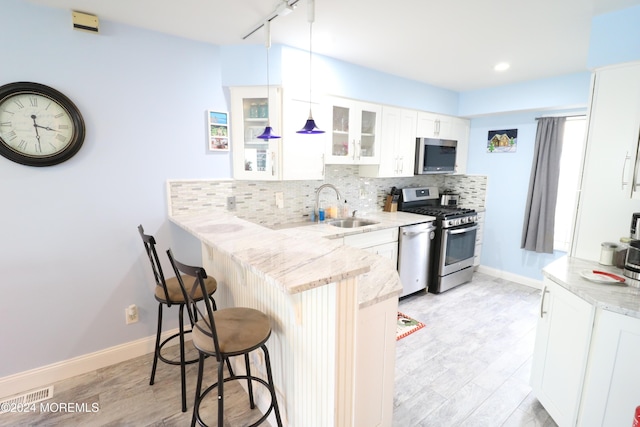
397,221 -> 436,297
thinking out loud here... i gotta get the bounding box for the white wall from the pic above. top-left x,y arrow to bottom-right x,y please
1,0 -> 229,378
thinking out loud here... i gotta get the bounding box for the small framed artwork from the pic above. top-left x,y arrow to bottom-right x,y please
487,129 -> 518,153
207,110 -> 229,151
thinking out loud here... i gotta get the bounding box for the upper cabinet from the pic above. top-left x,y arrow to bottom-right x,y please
453,118 -> 470,175
572,62 -> 640,260
416,112 -> 454,139
230,86 -> 327,181
360,106 -> 417,178
325,97 -> 382,165
230,86 -> 282,180
280,96 -> 327,180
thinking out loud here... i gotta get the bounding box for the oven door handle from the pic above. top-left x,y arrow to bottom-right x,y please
446,225 -> 478,234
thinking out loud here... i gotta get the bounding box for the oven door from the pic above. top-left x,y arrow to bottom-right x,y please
440,224 -> 478,276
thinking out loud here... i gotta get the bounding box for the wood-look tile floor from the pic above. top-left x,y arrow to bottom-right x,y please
2,272 -> 557,426
395,272 -> 558,427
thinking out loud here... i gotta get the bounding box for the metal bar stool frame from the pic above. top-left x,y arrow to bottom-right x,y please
167,249 -> 283,427
138,225 -> 217,412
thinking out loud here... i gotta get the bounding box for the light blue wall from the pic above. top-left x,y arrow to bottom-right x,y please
221,45 -> 460,115
459,73 -> 591,117
588,5 -> 640,69
1,0 -> 229,377
467,113 -> 567,279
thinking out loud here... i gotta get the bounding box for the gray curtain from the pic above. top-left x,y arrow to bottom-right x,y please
521,117 -> 566,253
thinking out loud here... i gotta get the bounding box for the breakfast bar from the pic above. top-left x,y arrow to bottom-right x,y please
169,211 -> 405,427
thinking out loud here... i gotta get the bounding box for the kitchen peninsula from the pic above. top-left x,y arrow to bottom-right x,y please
169,209 -> 428,427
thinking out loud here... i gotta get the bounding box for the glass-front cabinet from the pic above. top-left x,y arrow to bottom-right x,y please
326,97 -> 381,165
230,86 -> 282,180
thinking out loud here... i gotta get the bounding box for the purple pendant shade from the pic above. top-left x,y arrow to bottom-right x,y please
257,126 -> 281,139
297,117 -> 325,134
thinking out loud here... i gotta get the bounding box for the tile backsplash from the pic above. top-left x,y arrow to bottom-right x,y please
168,166 -> 486,227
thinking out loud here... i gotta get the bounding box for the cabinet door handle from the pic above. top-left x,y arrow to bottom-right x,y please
271,151 -> 275,176
540,285 -> 549,318
357,140 -> 361,160
352,140 -> 356,160
399,156 -> 403,173
622,151 -> 631,190
321,153 -> 325,176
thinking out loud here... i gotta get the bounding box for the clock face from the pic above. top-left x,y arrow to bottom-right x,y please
0,82 -> 85,166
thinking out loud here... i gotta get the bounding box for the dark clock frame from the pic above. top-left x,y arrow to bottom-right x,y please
0,81 -> 86,167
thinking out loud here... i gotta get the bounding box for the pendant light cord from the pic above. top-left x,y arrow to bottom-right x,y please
308,20 -> 313,117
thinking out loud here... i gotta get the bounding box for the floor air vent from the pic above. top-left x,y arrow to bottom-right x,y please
0,386 -> 54,412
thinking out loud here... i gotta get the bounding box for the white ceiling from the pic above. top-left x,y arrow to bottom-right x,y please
27,0 -> 640,92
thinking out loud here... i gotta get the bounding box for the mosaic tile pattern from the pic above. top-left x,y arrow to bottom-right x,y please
168,167 -> 487,227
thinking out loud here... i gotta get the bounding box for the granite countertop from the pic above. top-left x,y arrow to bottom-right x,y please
543,256 -> 640,319
170,211 -> 433,308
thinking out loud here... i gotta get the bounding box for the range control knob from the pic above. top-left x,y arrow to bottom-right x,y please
460,217 -> 468,224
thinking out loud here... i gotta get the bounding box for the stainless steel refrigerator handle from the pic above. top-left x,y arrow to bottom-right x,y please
447,225 -> 479,235
540,285 -> 548,318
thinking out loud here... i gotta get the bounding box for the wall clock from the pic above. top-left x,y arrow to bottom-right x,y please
0,82 -> 85,167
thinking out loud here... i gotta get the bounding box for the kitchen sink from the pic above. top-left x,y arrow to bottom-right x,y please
327,218 -> 379,228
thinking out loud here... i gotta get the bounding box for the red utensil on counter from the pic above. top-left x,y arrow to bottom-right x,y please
592,270 -> 626,283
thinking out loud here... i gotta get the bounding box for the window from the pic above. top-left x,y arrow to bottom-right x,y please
554,116 -> 587,252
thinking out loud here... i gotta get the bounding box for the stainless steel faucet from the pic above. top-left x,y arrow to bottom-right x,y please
314,183 -> 343,220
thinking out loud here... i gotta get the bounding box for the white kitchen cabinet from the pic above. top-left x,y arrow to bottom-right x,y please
230,86 -> 282,180
530,277 -> 595,427
360,106 -> 417,178
343,227 -> 399,266
325,97 -> 382,165
355,295 -> 397,427
280,97 -> 327,180
572,62 -> 640,261
473,211 -> 485,268
578,309 -> 640,427
416,111 -> 453,139
453,118 -> 470,174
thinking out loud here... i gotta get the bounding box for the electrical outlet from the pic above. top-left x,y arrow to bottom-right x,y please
125,304 -> 139,324
275,192 -> 284,209
227,196 -> 236,211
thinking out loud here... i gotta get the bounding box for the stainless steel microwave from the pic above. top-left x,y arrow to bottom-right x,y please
414,137 -> 457,174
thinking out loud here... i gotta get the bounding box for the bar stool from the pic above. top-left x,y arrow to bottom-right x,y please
138,225 -> 218,412
166,249 -> 283,427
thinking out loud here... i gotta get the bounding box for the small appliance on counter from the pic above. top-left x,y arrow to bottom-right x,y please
623,212 -> 640,279
631,212 -> 640,240
624,240 -> 640,280
440,191 -> 460,207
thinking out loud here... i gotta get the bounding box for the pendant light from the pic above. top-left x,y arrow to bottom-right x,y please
257,21 -> 281,140
297,0 -> 324,134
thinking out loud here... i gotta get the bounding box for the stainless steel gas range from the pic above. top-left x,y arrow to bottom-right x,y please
399,186 -> 478,293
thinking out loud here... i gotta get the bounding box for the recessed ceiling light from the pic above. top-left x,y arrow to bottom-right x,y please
494,62 -> 510,72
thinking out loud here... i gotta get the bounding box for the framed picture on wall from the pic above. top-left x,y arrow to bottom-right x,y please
207,110 -> 229,151
487,128 -> 518,153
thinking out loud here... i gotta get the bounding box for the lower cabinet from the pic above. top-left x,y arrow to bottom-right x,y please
343,227 -> 399,265
354,295 -> 397,427
343,227 -> 400,427
578,310 -> 640,427
530,278 -> 595,427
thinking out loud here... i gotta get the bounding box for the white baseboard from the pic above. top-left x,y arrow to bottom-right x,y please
476,265 -> 543,289
0,328 -> 183,401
